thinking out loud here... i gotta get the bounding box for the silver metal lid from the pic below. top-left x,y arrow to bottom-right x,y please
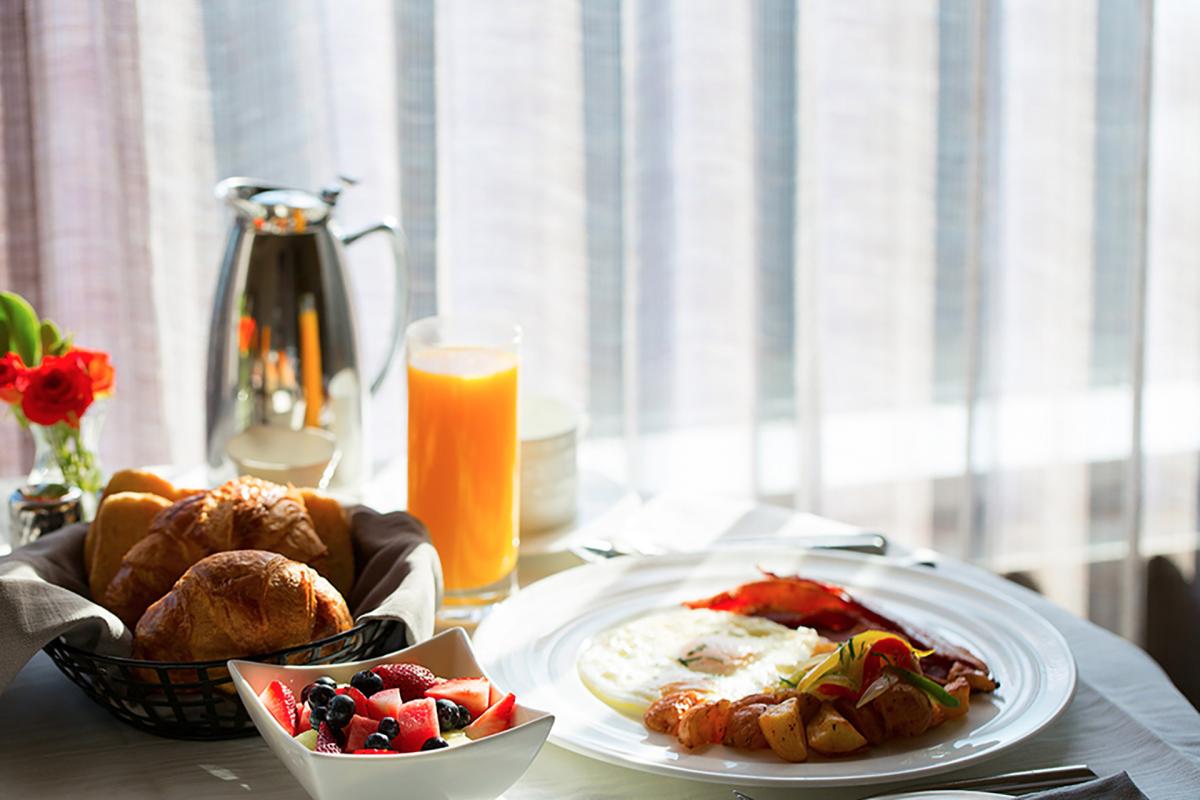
216,177 -> 331,234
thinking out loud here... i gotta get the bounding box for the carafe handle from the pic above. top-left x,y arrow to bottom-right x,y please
340,219 -> 409,395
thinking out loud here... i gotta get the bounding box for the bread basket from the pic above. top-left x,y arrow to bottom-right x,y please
43,619 -> 399,739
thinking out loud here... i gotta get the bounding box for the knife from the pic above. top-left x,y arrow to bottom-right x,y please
572,531 -> 889,562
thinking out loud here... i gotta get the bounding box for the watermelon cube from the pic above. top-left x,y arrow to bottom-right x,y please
391,698 -> 439,753
425,677 -> 490,720
344,714 -> 379,753
367,687 -> 404,721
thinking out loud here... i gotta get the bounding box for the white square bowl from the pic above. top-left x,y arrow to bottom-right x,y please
229,628 -> 554,800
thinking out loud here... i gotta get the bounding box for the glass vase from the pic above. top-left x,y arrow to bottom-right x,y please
25,399 -> 107,519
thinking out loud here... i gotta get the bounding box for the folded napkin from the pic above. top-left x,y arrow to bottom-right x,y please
0,506 -> 442,692
1025,772 -> 1148,799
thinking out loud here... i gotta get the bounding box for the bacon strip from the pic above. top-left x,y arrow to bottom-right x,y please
684,571 -> 990,683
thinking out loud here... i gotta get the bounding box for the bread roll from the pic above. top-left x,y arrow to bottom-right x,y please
86,469 -> 179,581
104,476 -> 328,626
99,469 -> 180,503
301,489 -> 355,596
132,550 -> 353,663
85,492 -> 172,601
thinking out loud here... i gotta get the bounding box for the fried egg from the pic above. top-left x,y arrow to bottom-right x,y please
577,608 -> 820,717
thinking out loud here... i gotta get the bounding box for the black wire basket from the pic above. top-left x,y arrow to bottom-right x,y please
43,618 -> 399,740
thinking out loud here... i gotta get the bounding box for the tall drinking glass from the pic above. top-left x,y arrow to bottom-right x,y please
406,317 -> 520,616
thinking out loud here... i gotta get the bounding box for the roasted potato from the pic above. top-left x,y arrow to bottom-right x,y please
757,697 -> 807,762
724,702 -> 771,750
948,662 -> 997,692
834,698 -> 886,745
774,689 -> 823,723
873,683 -> 933,738
805,702 -> 868,756
940,677 -> 971,720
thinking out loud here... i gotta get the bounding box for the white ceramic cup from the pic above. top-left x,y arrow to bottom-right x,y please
519,395 -> 583,533
226,425 -> 340,488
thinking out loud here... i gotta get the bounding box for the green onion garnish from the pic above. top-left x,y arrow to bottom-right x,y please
887,666 -> 960,707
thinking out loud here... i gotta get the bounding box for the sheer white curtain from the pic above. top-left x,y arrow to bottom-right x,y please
2,0 -> 1198,637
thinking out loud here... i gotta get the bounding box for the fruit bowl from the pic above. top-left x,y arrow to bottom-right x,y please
229,627 -> 555,800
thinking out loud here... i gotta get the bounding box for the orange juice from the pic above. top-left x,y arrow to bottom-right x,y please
407,346 -> 519,594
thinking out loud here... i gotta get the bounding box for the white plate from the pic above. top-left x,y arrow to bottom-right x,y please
473,546 -> 1076,789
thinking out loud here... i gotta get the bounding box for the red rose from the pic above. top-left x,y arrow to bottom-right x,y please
20,354 -> 94,427
71,348 -> 116,396
0,352 -> 27,404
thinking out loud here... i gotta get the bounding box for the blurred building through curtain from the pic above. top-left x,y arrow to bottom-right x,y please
0,0 -> 1197,639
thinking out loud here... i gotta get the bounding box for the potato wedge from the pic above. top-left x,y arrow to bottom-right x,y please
805,702 -> 867,756
940,677 -> 971,720
724,702 -> 771,750
757,697 -> 807,762
873,683 -> 933,738
947,662 -> 997,692
834,698 -> 886,745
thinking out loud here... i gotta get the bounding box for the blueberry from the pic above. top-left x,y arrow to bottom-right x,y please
309,704 -> 328,725
420,737 -> 449,751
376,717 -> 400,739
350,669 -> 384,698
456,704 -> 471,729
300,679 -> 335,704
364,732 -> 392,750
325,694 -> 356,728
307,683 -> 336,709
435,699 -> 461,730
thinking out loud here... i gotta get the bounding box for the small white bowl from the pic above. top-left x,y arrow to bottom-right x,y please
229,628 -> 554,800
226,425 -> 340,488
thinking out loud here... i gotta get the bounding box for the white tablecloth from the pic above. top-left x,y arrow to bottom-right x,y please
1,498 -> 1198,798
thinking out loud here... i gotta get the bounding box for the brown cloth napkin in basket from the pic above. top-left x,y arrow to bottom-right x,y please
0,506 -> 442,692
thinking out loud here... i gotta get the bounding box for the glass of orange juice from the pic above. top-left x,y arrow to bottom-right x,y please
406,316 -> 520,615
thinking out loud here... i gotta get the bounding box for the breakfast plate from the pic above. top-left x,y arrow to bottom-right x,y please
473,546 -> 1076,788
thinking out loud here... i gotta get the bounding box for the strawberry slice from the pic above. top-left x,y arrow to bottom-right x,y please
465,692 -> 516,740
425,677 -> 490,719
391,698 -> 439,753
488,681 -> 504,709
257,680 -> 297,735
372,663 -> 438,701
352,749 -> 394,755
344,714 -> 379,753
367,687 -> 404,721
336,685 -> 370,718
316,722 -> 343,754
297,703 -> 313,734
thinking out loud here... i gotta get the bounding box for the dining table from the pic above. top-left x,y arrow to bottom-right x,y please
0,474 -> 1198,799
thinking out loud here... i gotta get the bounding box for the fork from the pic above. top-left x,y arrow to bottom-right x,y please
732,764 -> 1098,799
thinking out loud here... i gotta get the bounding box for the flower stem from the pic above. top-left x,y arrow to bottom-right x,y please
48,421 -> 102,493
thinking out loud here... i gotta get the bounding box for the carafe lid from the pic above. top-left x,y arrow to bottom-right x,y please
216,178 -> 331,234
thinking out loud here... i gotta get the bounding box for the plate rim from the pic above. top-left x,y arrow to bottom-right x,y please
476,545 -> 1078,787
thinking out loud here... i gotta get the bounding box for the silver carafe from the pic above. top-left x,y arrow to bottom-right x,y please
206,177 -> 408,488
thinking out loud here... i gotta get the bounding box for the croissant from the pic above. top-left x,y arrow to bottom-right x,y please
132,550 -> 353,663
104,476 -> 328,627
